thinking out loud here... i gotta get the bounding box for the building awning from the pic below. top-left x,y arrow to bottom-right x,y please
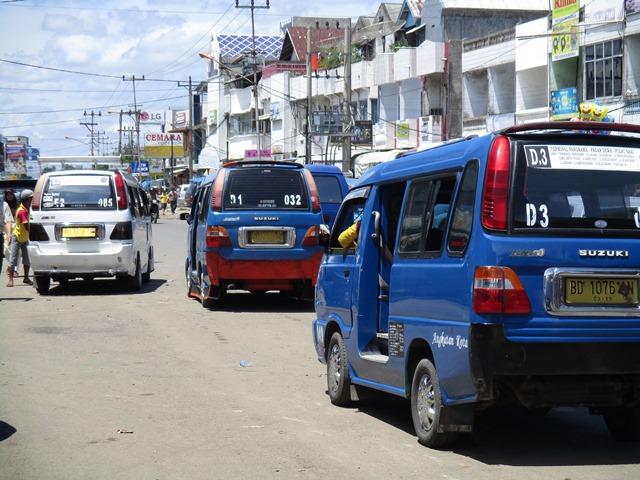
353,149 -> 409,178
406,24 -> 425,35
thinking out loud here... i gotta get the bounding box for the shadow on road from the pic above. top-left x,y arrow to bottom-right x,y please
0,421 -> 17,442
36,277 -> 166,296
189,290 -> 314,314
323,390 -> 640,466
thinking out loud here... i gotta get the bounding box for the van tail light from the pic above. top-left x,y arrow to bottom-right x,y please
110,221 -> 133,240
115,172 -> 128,210
31,177 -> 44,210
211,170 -> 225,211
206,226 -> 232,248
301,226 -> 320,247
473,266 -> 531,314
29,223 -> 49,241
304,169 -> 322,213
482,135 -> 510,230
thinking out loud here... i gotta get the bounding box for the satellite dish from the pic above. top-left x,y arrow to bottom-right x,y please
353,19 -> 406,43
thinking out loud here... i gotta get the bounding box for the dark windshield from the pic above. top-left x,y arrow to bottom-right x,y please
223,167 -> 309,210
42,174 -> 116,210
313,176 -> 344,204
512,141 -> 640,235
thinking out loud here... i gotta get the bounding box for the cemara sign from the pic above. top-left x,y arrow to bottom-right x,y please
144,132 -> 184,158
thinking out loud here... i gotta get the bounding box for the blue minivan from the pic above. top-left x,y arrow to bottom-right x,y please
185,160 -> 324,307
306,165 -> 349,228
312,121 -> 640,448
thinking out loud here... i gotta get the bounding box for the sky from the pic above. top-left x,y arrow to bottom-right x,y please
0,0 -> 377,158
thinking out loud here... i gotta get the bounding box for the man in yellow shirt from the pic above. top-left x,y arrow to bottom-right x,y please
7,189 -> 33,287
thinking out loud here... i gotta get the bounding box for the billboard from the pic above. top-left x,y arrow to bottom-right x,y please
144,132 -> 184,158
552,0 -> 579,62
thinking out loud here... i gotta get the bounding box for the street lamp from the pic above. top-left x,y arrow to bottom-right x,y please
64,136 -> 91,155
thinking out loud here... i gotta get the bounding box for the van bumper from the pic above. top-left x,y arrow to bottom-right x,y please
205,251 -> 323,291
312,319 -> 327,364
469,324 -> 640,409
27,243 -> 136,278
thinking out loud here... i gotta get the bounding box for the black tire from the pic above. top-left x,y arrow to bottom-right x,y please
34,275 -> 50,294
126,257 -> 142,291
411,359 -> 457,448
604,406 -> 640,442
200,269 -> 215,309
327,332 -> 351,406
142,248 -> 153,283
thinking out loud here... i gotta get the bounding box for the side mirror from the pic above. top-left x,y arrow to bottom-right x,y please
184,213 -> 191,223
319,224 -> 330,247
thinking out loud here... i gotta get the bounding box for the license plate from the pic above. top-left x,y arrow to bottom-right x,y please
61,227 -> 97,239
249,230 -> 284,244
565,277 -> 638,306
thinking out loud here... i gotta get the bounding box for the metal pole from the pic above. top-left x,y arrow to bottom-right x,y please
306,26 -> 312,164
342,21 -> 352,174
188,76 -> 194,178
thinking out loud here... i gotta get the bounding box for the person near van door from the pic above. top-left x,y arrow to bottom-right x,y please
7,189 -> 33,287
338,220 -> 360,248
168,188 -> 178,214
1,197 -> 13,275
159,189 -> 169,215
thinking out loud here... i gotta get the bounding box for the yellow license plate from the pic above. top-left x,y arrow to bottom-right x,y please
62,227 -> 97,238
250,230 -> 284,244
565,277 -> 638,305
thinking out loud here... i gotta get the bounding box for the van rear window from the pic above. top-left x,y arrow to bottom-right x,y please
223,168 -> 310,210
42,175 -> 116,210
313,176 -> 344,204
512,143 -> 640,234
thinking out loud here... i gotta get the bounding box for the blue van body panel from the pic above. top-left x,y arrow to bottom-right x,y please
306,165 -> 349,228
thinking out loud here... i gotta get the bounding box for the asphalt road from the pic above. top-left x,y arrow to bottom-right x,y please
1,215 -> 639,480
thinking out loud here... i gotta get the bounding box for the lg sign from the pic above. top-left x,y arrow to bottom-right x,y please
139,111 -> 164,123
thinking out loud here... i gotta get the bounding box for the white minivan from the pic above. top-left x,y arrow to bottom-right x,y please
28,170 -> 154,293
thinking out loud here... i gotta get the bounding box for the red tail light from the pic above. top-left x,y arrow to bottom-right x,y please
304,169 -> 322,213
206,226 -> 232,248
301,226 -> 320,247
211,170 -> 225,211
29,223 -> 49,241
115,172 -> 128,210
482,136 -> 510,230
110,221 -> 133,240
473,266 -> 531,314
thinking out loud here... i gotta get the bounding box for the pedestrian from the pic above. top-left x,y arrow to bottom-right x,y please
168,187 -> 177,214
1,195 -> 13,275
4,188 -> 19,276
7,189 -> 33,287
159,189 -> 169,215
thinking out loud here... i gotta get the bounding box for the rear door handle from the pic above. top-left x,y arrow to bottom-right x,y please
343,269 -> 350,277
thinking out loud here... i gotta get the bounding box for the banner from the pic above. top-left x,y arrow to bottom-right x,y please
144,132 -> 184,158
552,0 -> 580,62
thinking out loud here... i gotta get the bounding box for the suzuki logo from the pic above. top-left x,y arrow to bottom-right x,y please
579,250 -> 629,258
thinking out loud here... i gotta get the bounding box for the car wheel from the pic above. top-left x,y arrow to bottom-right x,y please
126,256 -> 142,291
411,358 -> 457,448
34,275 -> 50,294
200,269 -> 215,309
142,248 -> 153,283
604,405 -> 640,442
327,332 -> 351,406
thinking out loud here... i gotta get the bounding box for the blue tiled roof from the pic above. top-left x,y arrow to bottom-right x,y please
216,34 -> 283,60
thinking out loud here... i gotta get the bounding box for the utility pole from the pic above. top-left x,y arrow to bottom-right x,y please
306,26 -> 312,164
342,20 -> 352,174
178,76 -> 196,179
81,110 -> 101,156
236,0 -> 270,160
123,75 -> 144,164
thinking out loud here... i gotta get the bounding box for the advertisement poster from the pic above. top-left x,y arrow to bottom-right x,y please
552,0 -> 579,62
5,143 -> 26,174
551,87 -> 579,120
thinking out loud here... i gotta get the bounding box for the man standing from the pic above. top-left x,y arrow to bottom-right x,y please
168,188 -> 178,214
7,189 -> 33,287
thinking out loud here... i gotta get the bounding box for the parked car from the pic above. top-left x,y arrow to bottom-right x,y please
185,160 -> 324,308
176,183 -> 190,208
313,121 -> 640,448
176,177 -> 206,220
306,165 -> 349,228
28,170 -> 154,293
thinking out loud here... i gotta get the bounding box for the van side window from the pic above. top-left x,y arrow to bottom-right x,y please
198,186 -> 211,222
128,186 -> 140,218
331,198 -> 365,250
399,176 -> 456,255
448,161 -> 478,256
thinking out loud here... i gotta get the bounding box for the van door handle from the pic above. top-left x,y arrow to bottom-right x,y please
343,269 -> 350,277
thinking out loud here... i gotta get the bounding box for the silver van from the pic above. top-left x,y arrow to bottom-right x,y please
28,170 -> 154,293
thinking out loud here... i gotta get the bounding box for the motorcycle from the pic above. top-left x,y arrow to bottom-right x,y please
150,200 -> 159,224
